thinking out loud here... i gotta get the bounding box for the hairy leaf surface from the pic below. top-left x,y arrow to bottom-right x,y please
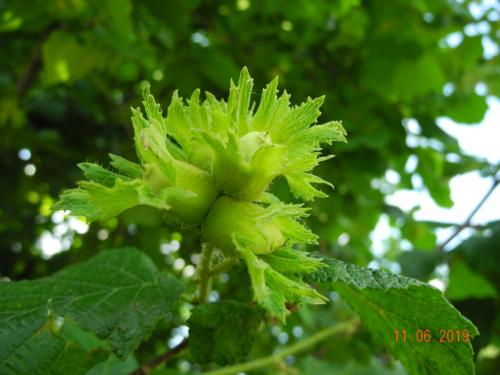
307,256 -> 478,375
0,248 -> 183,374
188,301 -> 261,366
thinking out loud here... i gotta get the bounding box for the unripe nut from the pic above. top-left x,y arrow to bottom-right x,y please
202,196 -> 285,254
238,131 -> 271,161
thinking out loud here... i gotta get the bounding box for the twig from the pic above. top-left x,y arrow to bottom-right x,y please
16,22 -> 60,101
203,319 -> 359,375
196,242 -> 215,303
436,176 -> 500,252
130,338 -> 188,375
208,256 -> 237,276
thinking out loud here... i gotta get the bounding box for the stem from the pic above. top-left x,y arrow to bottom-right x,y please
197,242 -> 215,303
436,176 -> 500,252
203,319 -> 359,375
208,256 -> 237,276
130,339 -> 188,375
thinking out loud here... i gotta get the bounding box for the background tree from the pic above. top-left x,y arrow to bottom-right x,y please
0,0 -> 499,374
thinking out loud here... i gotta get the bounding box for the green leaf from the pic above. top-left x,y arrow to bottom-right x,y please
165,91 -> 193,150
234,235 -> 327,322
78,162 -> 129,187
54,179 -> 172,222
252,77 -> 279,131
285,120 -> 347,158
78,179 -> 141,219
188,301 -> 261,365
393,55 -> 445,100
142,86 -> 166,133
0,320 -> 106,375
361,54 -> 445,101
307,256 -> 478,375
398,251 -> 443,280
447,260 -> 498,300
42,31 -> 107,84
131,105 -> 174,176
52,188 -> 102,221
261,247 -> 325,275
101,0 -> 134,41
401,220 -> 437,250
284,170 -> 333,201
86,354 -> 138,375
452,221 -> 500,291
270,96 -> 324,143
417,147 -> 453,207
446,93 -> 488,124
109,154 -> 142,179
282,120 -> 346,201
0,248 -> 184,374
227,67 -> 254,133
255,88 -> 291,135
452,36 -> 484,69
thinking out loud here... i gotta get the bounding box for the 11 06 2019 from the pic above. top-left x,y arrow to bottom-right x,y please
394,329 -> 472,343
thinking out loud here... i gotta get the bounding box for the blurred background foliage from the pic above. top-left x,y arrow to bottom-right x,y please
1,0 -> 499,373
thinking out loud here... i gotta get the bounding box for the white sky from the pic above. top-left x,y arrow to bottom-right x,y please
380,97 -> 499,256
387,97 -> 500,227
369,95 -> 499,290
375,0 -> 500,256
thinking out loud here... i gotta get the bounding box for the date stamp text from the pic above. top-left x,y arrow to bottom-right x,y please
394,329 -> 472,343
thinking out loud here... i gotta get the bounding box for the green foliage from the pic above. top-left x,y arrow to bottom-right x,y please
86,355 -> 138,375
447,93 -> 489,124
0,248 -> 183,373
451,221 -> 500,291
1,0 -> 498,373
398,251 -> 443,280
42,31 -> 108,85
444,221 -> 500,356
188,301 -> 261,365
447,260 -> 497,300
308,255 -> 478,375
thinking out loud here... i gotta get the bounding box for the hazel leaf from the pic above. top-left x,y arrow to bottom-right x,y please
188,301 -> 261,366
307,256 -> 479,375
0,248 -> 184,373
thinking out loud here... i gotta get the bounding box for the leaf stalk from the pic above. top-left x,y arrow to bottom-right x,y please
203,318 -> 359,375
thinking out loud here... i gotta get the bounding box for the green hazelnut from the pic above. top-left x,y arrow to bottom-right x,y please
203,196 -> 286,254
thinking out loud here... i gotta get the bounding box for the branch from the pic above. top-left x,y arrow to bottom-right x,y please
16,22 -> 60,101
203,318 -> 359,375
436,176 -> 500,252
130,339 -> 188,375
